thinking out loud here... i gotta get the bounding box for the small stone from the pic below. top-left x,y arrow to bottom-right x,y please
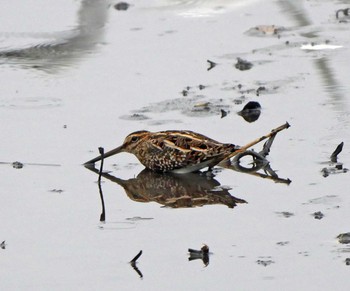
235,58 -> 253,71
12,161 -> 24,169
337,232 -> 350,244
313,211 -> 324,220
114,2 -> 130,11
181,90 -> 188,96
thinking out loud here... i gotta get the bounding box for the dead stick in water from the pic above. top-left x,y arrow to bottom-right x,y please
130,250 -> 143,264
97,147 -> 106,222
226,122 -> 290,160
130,250 -> 143,278
98,147 -> 104,183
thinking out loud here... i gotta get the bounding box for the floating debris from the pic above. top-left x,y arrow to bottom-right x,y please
301,43 -> 343,50
330,142 -> 343,163
188,244 -> 210,266
238,101 -> 261,123
245,25 -> 284,37
114,2 -> 130,11
207,59 -> 216,71
220,109 -> 228,118
337,233 -> 350,244
12,161 -> 24,169
276,241 -> 289,246
119,113 -> 150,121
257,259 -> 274,267
256,86 -> 266,96
49,189 -> 64,194
235,58 -> 253,71
346,258 -> 350,266
188,244 -> 209,255
312,211 -> 324,220
256,25 -> 279,35
321,165 -> 348,177
193,102 -> 210,111
276,211 -> 294,218
321,142 -> 348,177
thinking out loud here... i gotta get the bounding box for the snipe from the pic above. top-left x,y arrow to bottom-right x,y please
85,130 -> 239,174
84,123 -> 290,174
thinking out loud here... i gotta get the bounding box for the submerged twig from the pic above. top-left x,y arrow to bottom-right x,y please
207,59 -> 217,71
98,147 -> 105,183
226,122 -> 290,160
130,250 -> 143,264
97,147 -> 106,222
130,250 -> 143,278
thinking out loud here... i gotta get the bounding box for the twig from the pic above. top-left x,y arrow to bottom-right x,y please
130,250 -> 143,278
330,142 -> 344,163
97,147 -> 106,222
226,122 -> 290,160
98,147 -> 105,183
130,250 -> 143,264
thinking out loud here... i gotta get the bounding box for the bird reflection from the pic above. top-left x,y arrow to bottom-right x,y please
86,133 -> 291,216
0,0 -> 108,72
86,166 -> 247,209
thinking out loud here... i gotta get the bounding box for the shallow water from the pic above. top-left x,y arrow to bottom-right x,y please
1,0 -> 350,290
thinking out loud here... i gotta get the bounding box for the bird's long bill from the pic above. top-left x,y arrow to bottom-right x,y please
84,145 -> 123,165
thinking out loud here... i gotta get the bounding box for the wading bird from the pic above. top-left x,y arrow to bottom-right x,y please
84,123 -> 289,174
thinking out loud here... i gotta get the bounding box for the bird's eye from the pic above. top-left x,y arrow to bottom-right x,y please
131,136 -> 139,142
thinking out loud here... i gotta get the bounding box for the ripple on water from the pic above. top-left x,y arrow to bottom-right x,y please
0,96 -> 62,109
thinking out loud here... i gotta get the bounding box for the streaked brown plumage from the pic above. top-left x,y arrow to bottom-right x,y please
84,123 -> 290,174
85,130 -> 238,173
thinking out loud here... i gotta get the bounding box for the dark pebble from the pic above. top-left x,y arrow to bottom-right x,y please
313,211 -> 324,220
12,161 -> 24,169
337,232 -> 350,244
235,58 -> 253,71
114,2 -> 130,11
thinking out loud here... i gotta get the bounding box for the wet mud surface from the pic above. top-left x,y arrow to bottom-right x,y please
1,0 -> 350,290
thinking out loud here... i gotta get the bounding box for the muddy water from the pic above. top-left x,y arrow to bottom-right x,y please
1,0 -> 350,290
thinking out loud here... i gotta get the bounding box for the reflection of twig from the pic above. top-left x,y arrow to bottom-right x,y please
223,132 -> 292,185
226,122 -> 290,160
130,250 -> 143,278
98,147 -> 105,222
